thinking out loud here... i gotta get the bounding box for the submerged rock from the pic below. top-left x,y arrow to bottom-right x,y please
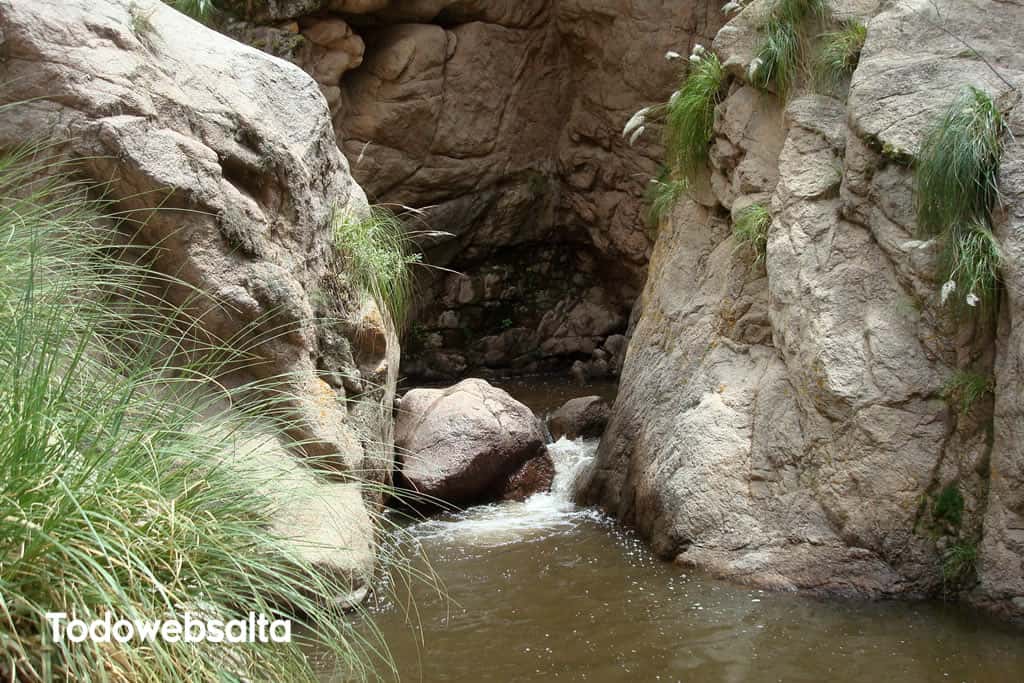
395,379 -> 550,506
549,396 -> 611,440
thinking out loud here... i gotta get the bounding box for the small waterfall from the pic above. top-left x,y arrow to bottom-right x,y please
405,437 -> 604,547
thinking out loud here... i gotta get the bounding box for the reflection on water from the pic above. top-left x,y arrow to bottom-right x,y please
320,435 -> 1024,682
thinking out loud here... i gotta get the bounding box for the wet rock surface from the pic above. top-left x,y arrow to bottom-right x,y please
549,396 -> 611,440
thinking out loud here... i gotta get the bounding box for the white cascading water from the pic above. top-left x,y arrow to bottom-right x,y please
406,437 -> 605,547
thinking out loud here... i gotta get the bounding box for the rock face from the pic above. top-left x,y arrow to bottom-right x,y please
394,379 -> 550,505
584,0 -> 1024,618
222,0 -> 725,379
0,0 -> 398,591
549,396 -> 611,440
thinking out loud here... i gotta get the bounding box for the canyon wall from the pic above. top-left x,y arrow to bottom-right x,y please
221,0 -> 724,379
583,0 -> 1024,620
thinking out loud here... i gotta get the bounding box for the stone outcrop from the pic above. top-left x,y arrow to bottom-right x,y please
549,396 -> 611,440
0,0 -> 398,591
583,0 -> 1024,619
219,0 -> 725,379
394,379 -> 550,505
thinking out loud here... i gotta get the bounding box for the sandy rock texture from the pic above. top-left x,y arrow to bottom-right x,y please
225,0 -> 724,379
0,0 -> 399,593
394,378 -> 551,505
583,0 -> 1024,619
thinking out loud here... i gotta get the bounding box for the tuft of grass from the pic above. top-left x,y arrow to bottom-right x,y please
0,147 -> 394,681
938,219 -> 1003,315
129,2 -> 156,38
166,0 -> 218,22
933,483 -> 965,529
732,203 -> 772,262
916,86 -> 1005,237
664,50 -> 725,179
750,0 -> 828,99
332,206 -> 421,331
942,369 -> 992,416
645,167 -> 689,229
815,20 -> 867,92
942,540 -> 978,588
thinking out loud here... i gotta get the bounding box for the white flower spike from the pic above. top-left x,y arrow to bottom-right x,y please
747,58 -> 763,81
722,1 -> 742,15
665,50 -> 682,61
966,292 -> 980,308
941,279 -> 957,305
622,107 -> 648,139
690,55 -> 702,64
693,44 -> 706,56
629,125 -> 646,146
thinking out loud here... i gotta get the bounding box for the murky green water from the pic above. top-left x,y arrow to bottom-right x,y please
324,379 -> 1024,682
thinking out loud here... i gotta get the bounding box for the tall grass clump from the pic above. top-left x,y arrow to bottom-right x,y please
732,203 -> 772,262
749,0 -> 828,99
942,369 -> 992,415
815,20 -> 867,92
664,48 -> 725,179
916,87 -> 1004,237
333,205 -> 421,331
0,147 -> 391,681
916,86 -> 1005,315
645,167 -> 688,229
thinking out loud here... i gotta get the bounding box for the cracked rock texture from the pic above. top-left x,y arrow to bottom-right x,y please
0,0 -> 399,593
583,0 -> 1024,620
227,0 -> 725,379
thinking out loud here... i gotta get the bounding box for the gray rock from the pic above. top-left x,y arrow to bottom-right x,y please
395,379 -> 548,506
549,396 -> 611,440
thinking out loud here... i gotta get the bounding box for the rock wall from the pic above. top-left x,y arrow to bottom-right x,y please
219,0 -> 724,379
0,0 -> 398,589
583,0 -> 1024,620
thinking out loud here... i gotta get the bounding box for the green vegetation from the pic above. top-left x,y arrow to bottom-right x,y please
750,0 -> 828,99
815,20 -> 867,92
333,205 -> 421,331
916,87 -> 1004,237
166,0 -> 218,22
915,87 -> 1005,316
933,483 -> 965,529
0,148 -> 388,680
732,203 -> 772,262
664,49 -> 725,179
942,540 -> 978,588
645,167 -> 688,229
942,369 -> 992,415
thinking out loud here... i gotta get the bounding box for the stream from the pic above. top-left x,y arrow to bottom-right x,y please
328,380 -> 1024,682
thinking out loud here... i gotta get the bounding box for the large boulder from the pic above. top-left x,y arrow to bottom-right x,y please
394,379 -> 550,506
549,396 -> 611,440
0,0 -> 398,591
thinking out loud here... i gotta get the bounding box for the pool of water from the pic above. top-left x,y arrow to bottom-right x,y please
323,379 -> 1024,682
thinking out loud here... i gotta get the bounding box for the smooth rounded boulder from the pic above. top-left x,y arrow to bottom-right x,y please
394,379 -> 550,506
548,395 -> 611,440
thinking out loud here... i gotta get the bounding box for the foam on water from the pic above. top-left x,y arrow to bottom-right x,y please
404,437 -> 606,548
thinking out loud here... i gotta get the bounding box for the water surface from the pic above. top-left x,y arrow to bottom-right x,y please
330,381 -> 1024,682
